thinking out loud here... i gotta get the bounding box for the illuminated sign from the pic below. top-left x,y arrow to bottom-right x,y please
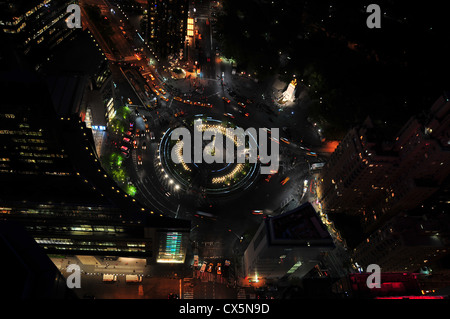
157,232 -> 186,263
187,18 -> 194,37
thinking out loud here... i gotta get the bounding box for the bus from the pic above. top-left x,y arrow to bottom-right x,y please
126,275 -> 142,283
103,274 -> 117,282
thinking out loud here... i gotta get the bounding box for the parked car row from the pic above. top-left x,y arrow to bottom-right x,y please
198,260 -> 230,275
120,123 -> 135,158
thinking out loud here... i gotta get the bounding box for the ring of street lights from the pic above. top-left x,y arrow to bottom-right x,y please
156,116 -> 260,198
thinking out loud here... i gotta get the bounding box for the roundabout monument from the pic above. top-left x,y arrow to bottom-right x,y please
156,116 -> 270,203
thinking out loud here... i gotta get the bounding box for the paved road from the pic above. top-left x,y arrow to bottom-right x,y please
88,0 -> 333,288
113,1 -> 324,255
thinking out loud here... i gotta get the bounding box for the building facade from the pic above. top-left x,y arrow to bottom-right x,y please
318,93 -> 450,234
147,0 -> 189,59
0,70 -> 190,264
0,0 -> 76,71
352,213 -> 449,273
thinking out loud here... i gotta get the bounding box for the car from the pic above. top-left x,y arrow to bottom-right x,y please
200,261 -> 207,273
216,263 -> 222,275
252,210 -> 264,215
193,255 -> 199,267
262,127 -> 271,133
224,113 -> 235,119
207,263 -> 213,273
269,136 -> 280,144
224,260 -> 231,266
137,155 -> 142,165
281,177 -> 290,185
222,97 -> 230,103
135,129 -> 141,137
265,174 -> 273,182
142,142 -> 147,150
237,102 -> 246,108
102,274 -> 117,282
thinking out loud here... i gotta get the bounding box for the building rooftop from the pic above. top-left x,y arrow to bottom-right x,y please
45,74 -> 88,117
266,202 -> 335,247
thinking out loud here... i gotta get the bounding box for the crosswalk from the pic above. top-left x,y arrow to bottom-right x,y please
183,289 -> 194,299
237,289 -> 247,299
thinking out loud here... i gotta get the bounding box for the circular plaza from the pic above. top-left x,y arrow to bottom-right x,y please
156,116 -> 260,200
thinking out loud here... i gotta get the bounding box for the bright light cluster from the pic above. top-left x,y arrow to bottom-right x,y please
174,141 -> 191,171
212,163 -> 244,184
198,123 -> 243,147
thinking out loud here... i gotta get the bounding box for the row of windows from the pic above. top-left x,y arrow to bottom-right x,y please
0,169 -> 69,175
41,246 -> 146,253
70,225 -> 119,232
12,138 -> 45,144
35,238 -> 147,249
33,11 -> 65,40
19,145 -> 48,151
0,114 -> 15,119
21,158 -> 53,164
28,225 -> 124,232
18,152 -> 64,158
0,129 -> 42,136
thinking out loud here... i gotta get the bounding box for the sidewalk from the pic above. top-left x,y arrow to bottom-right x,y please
51,256 -> 147,276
